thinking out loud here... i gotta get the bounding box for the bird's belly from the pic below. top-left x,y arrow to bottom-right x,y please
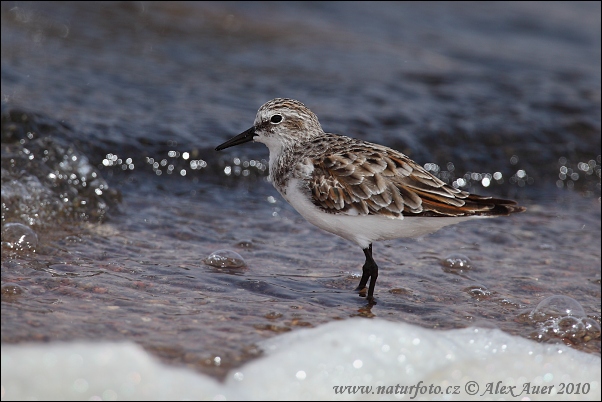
279,179 -> 480,249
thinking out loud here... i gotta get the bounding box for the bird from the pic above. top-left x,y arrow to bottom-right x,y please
215,98 -> 525,303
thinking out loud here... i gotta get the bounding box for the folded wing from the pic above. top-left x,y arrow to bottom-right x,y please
306,147 -> 524,218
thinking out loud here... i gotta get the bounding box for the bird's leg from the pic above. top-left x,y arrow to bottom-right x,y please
355,246 -> 371,292
355,244 -> 378,302
365,245 -> 378,303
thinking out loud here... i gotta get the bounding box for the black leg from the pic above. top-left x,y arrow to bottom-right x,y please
355,247 -> 371,291
355,244 -> 378,302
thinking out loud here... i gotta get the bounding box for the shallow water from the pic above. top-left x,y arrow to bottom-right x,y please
1,1 -> 600,380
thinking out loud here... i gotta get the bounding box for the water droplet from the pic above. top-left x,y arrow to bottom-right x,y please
530,295 -> 586,322
526,295 -> 597,345
440,253 -> 472,274
204,249 -> 246,268
463,285 -> 491,300
1,223 -> 39,251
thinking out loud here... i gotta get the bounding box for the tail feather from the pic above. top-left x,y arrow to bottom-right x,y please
464,194 -> 527,216
407,191 -> 526,217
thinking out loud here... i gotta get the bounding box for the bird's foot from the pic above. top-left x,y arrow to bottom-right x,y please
356,287 -> 377,304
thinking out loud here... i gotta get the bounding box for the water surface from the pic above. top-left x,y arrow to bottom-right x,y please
1,1 -> 600,379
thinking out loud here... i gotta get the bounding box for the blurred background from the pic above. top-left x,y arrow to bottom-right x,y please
2,1 -> 600,379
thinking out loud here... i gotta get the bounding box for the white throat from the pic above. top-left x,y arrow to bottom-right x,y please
255,136 -> 286,183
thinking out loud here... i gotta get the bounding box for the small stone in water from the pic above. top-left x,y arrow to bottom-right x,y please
236,240 -> 254,248
205,249 -> 246,268
1,223 -> 39,251
1,283 -> 25,297
556,316 -> 586,339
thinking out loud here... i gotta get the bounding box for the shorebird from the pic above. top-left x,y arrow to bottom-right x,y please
216,98 -> 525,303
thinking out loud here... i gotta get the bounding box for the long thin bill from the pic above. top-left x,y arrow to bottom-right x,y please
215,127 -> 256,151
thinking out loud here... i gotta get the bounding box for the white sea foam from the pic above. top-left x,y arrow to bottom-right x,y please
2,319 -> 599,400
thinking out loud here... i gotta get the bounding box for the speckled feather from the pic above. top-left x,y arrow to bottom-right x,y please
259,99 -> 525,219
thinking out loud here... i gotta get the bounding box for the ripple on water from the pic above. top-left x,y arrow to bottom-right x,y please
1,109 -> 121,228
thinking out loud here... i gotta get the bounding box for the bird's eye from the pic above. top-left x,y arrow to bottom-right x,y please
270,114 -> 283,124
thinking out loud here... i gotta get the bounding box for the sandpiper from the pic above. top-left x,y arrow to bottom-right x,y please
216,98 -> 525,303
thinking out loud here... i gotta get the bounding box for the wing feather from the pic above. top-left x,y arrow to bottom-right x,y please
297,136 -> 524,217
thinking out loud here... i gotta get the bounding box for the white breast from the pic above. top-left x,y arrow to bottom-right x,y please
279,178 -> 483,249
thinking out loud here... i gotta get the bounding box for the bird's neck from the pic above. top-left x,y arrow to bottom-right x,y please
266,141 -> 306,191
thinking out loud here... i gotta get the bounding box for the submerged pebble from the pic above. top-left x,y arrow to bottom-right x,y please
1,223 -> 39,251
236,240 -> 254,248
205,249 -> 246,268
1,283 -> 25,298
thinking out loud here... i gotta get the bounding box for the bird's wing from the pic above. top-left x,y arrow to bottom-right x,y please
300,144 -> 522,217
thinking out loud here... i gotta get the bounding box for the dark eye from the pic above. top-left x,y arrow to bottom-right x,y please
270,114 -> 283,124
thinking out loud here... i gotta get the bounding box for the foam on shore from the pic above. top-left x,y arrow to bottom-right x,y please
2,319 -> 600,400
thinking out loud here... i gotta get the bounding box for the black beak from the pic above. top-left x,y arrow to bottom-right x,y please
215,127 -> 256,151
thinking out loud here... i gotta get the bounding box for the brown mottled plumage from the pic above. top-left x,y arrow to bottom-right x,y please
216,98 -> 525,303
302,135 -> 523,218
